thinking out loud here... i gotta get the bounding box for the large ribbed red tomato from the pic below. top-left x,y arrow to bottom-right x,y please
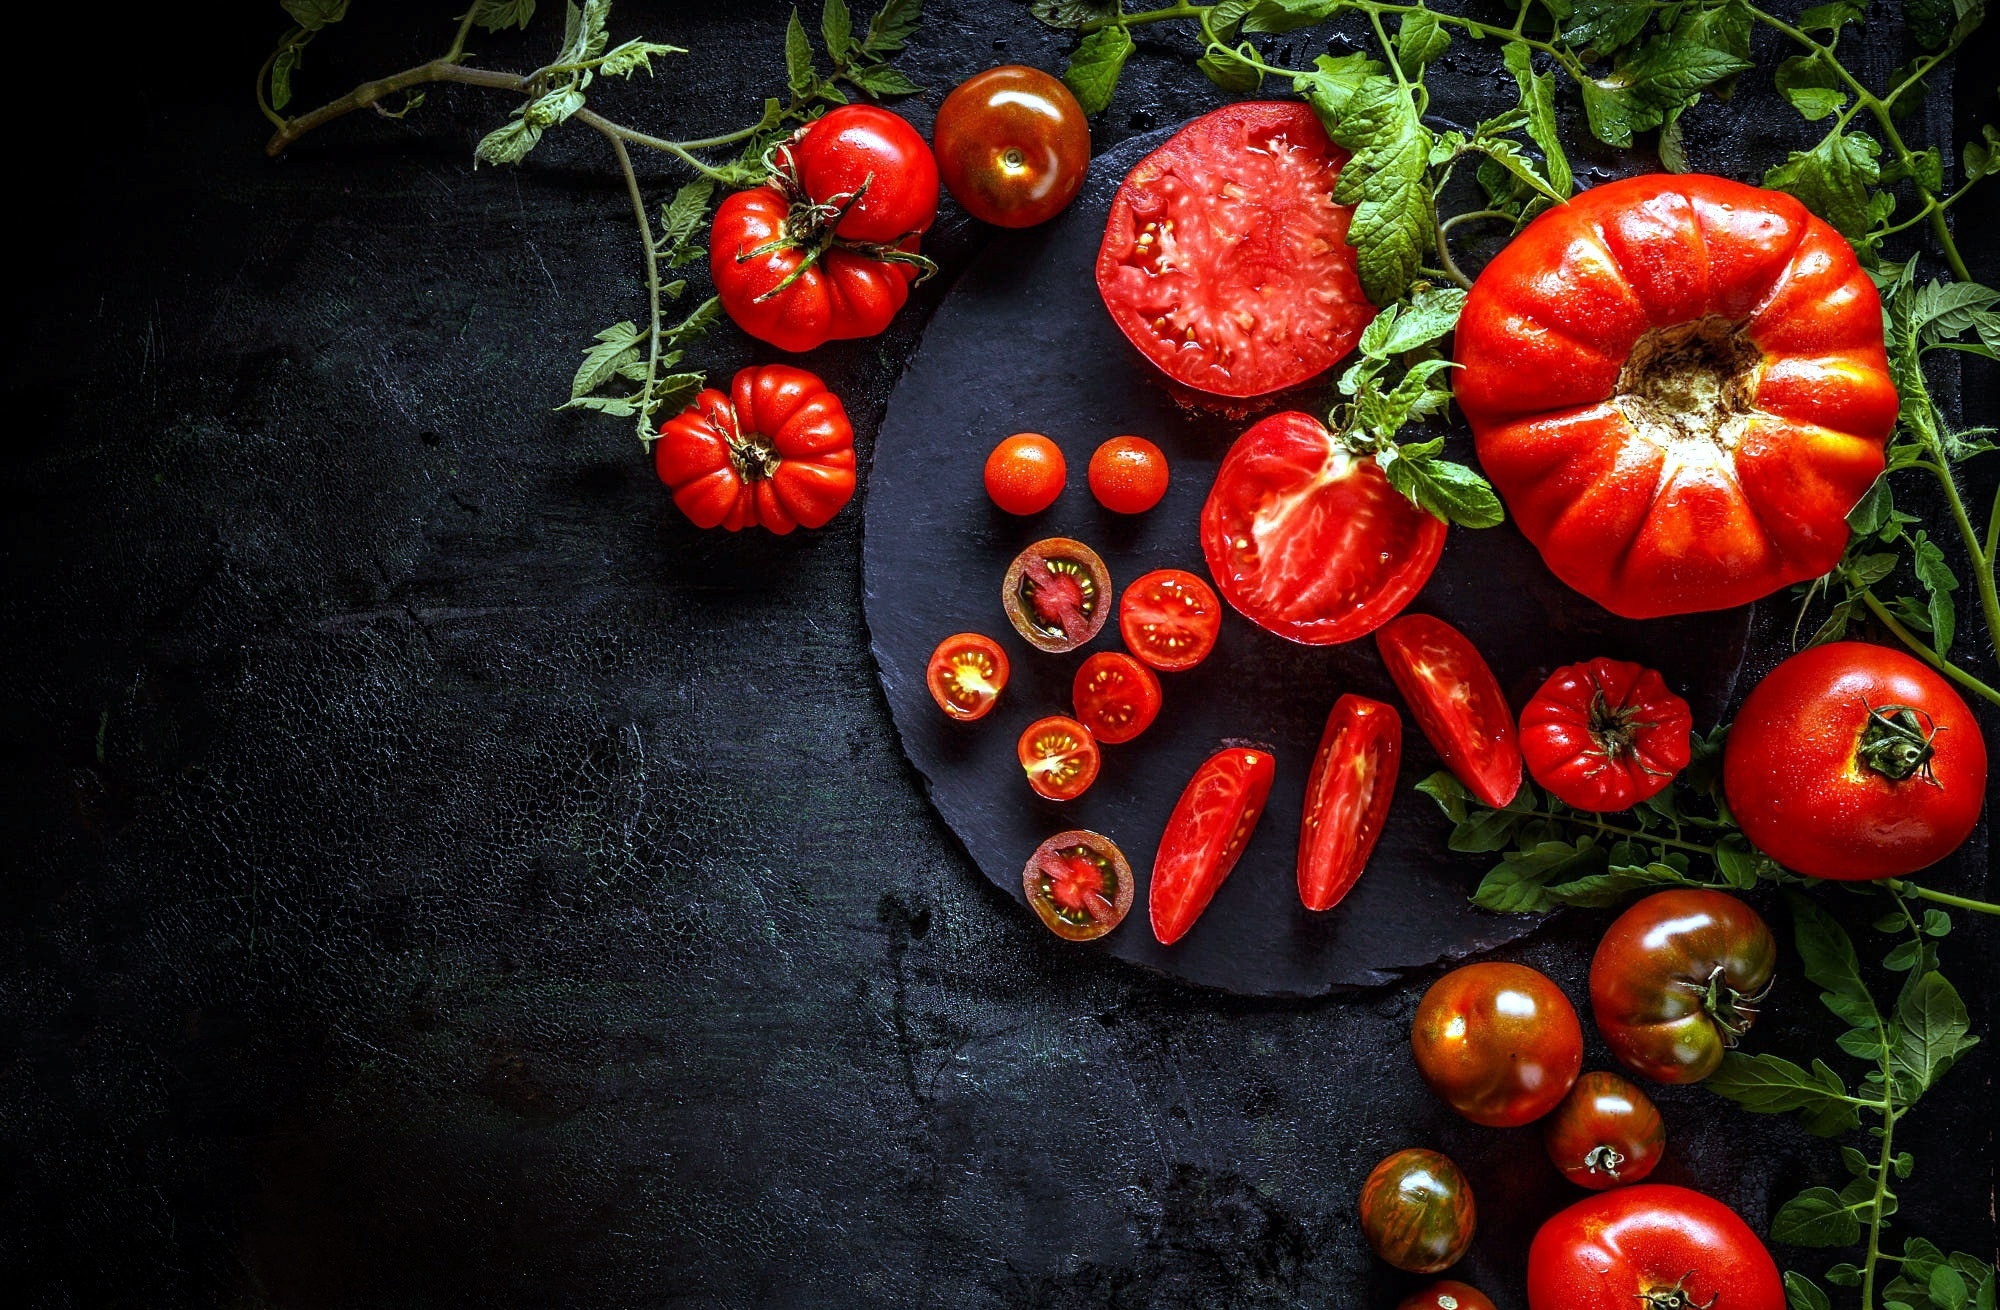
654,365 -> 855,533
1455,174 -> 1896,618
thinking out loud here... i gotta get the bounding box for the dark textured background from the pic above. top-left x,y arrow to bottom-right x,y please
2,2 -> 1994,1307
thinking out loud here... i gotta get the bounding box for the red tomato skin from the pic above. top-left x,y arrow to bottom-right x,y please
1723,642 -> 1987,880
790,105 -> 939,245
1201,412 -> 1446,646
1087,436 -> 1170,514
1526,1185 -> 1785,1310
1589,890 -> 1776,1085
1542,1071 -> 1665,1191
1150,746 -> 1277,945
1519,659 -> 1692,811
1398,1282 -> 1496,1310
1456,174 -> 1895,619
1376,614 -> 1522,808
654,365 -> 856,533
1411,962 -> 1584,1127
933,66 -> 1089,228
711,188 -> 920,353
984,433 -> 1067,515
1072,651 -> 1163,745
1297,695 -> 1401,912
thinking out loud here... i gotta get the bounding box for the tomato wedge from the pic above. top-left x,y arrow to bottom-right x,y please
1375,614 -> 1521,808
1018,715 -> 1100,801
1297,695 -> 1401,912
1150,745 -> 1276,945
925,632 -> 1009,722
1118,568 -> 1221,672
1096,102 -> 1374,397
1023,829 -> 1133,941
1201,412 -> 1445,645
1073,651 -> 1162,745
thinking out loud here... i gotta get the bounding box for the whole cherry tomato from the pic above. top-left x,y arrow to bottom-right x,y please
1519,659 -> 1692,811
710,106 -> 938,353
1072,651 -> 1162,745
1023,830 -> 1132,941
1399,1283 -> 1496,1310
984,432 -> 1067,515
1590,890 -> 1775,1084
1088,436 -> 1170,514
1297,695 -> 1401,912
1411,961 -> 1582,1127
1376,614 -> 1522,808
1724,641 -> 1987,880
1456,174 -> 1895,619
1118,569 -> 1220,672
1002,538 -> 1111,653
925,633 -> 1009,722
1543,1071 -> 1665,1191
933,65 -> 1090,228
1018,716 -> 1100,802
654,364 -> 855,532
1359,1149 -> 1476,1275
1150,745 -> 1276,945
1527,1185 -> 1784,1310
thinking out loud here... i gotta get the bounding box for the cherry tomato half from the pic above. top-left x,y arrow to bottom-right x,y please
1412,961 -> 1583,1127
1150,745 -> 1276,945
1023,829 -> 1133,941
1003,538 -> 1112,654
1360,1149 -> 1476,1275
925,632 -> 1010,722
1088,436 -> 1170,514
1018,715 -> 1100,802
1399,1282 -> 1497,1310
1119,569 -> 1221,673
1543,1071 -> 1665,1191
1297,694 -> 1401,913
933,65 -> 1090,229
985,432 -> 1066,515
1590,890 -> 1775,1084
1527,1185 -> 1784,1310
1520,658 -> 1692,812
1073,651 -> 1162,745
1376,614 -> 1522,809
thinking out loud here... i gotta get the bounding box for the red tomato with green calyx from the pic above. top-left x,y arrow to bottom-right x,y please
1119,568 -> 1220,672
1073,651 -> 1162,745
1590,889 -> 1776,1084
1456,174 -> 1895,619
1376,614 -> 1522,808
1543,1071 -> 1665,1191
654,365 -> 855,533
1201,412 -> 1446,645
1297,695 -> 1401,913
1096,102 -> 1375,398
1527,1185 -> 1784,1310
934,66 -> 1090,229
1723,641 -> 1987,880
1412,961 -> 1583,1127
1150,745 -> 1276,945
1023,829 -> 1133,941
1360,1149 -> 1477,1275
1520,658 -> 1691,812
926,633 -> 1009,722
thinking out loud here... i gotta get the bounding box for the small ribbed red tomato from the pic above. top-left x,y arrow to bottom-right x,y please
654,365 -> 855,533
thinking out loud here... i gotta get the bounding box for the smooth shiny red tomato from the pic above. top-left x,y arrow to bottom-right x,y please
933,65 -> 1089,228
1456,174 -> 1895,619
1543,1071 -> 1665,1191
1411,962 -> 1583,1127
1118,569 -> 1220,672
1399,1282 -> 1496,1310
1002,538 -> 1111,653
1376,614 -> 1521,808
984,432 -> 1067,515
1087,436 -> 1169,514
1018,715 -> 1100,802
1201,412 -> 1445,645
1023,829 -> 1132,940
655,365 -> 855,533
1072,652 -> 1161,745
1724,641 -> 1987,880
1297,695 -> 1401,912
1097,102 -> 1375,398
1527,1185 -> 1784,1310
1150,745 -> 1275,945
1519,659 -> 1691,812
1359,1149 -> 1476,1275
925,633 -> 1009,722
1590,890 -> 1775,1085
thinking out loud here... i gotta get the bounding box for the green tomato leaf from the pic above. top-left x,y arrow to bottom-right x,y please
1416,770 -> 1469,825
1789,893 -> 1883,1037
282,0 -> 349,30
822,0 -> 854,61
470,0 -> 536,31
523,84 -> 586,129
596,40 -> 684,79
1503,42 -> 1572,197
570,321 -> 644,398
1703,1052 -> 1863,1136
1775,53 -> 1850,121
1773,1187 -> 1868,1247
862,0 -> 923,54
1384,447 -> 1505,529
1243,0 -> 1342,35
1362,286 -> 1466,358
1966,124 -> 2000,183
1764,126 -> 1884,242
473,117 -> 545,166
1909,530 -> 1959,652
1561,0 -> 1656,55
558,394 -> 639,417
786,8 -> 818,97
847,64 -> 922,96
1891,969 -> 1978,1095
1325,75 -> 1432,306
1292,53 -> 1385,126
1797,1 -> 1864,37
1064,25 -> 1133,115
1198,42 -> 1265,93
1786,1272 -> 1833,1310
1470,138 -> 1566,206
271,43 -> 302,111
1581,35 -> 1752,148
1395,9 -> 1450,78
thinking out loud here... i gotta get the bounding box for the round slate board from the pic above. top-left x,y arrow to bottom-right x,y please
862,125 -> 1753,995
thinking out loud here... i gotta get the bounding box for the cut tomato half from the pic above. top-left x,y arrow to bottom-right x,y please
1119,568 -> 1221,673
1298,695 -> 1402,912
925,632 -> 1010,722
1023,829 -> 1133,941
1072,651 -> 1162,745
1150,744 -> 1276,945
1375,614 -> 1522,808
1018,715 -> 1101,801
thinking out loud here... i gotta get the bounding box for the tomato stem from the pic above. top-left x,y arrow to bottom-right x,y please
1886,880 -> 2000,918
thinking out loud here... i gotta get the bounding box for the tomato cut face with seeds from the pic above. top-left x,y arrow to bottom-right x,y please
925,632 -> 1009,722
1002,537 -> 1112,653
1119,569 -> 1221,673
1023,829 -> 1133,941
1297,694 -> 1401,913
1097,102 -> 1375,398
1073,651 -> 1162,745
1018,715 -> 1101,801
1376,614 -> 1522,808
1150,745 -> 1276,945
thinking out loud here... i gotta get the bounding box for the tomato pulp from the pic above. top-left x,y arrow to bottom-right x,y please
1023,830 -> 1133,941
1527,1185 -> 1785,1310
1376,614 -> 1521,808
1297,695 -> 1401,912
1072,651 -> 1162,745
925,633 -> 1009,722
1119,569 -> 1220,672
1150,745 -> 1276,945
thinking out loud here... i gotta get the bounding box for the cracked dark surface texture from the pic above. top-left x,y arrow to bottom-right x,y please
1,3 -> 1994,1307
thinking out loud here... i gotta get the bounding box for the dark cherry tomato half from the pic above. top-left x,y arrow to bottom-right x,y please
1297,694 -> 1401,912
933,65 -> 1090,229
1376,614 -> 1522,809
1412,961 -> 1583,1128
925,632 -> 1010,722
1544,1071 -> 1665,1191
985,432 -> 1067,516
1088,436 -> 1170,514
1023,829 -> 1133,941
1119,568 -> 1221,673
1018,714 -> 1101,802
1360,1149 -> 1477,1275
1399,1282 -> 1498,1310
1150,745 -> 1276,945
1003,537 -> 1112,653
1073,651 -> 1163,745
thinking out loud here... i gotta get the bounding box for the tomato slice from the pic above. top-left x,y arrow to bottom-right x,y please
1072,651 -> 1162,745
1096,102 -> 1375,397
1023,829 -> 1133,940
1150,745 -> 1277,945
925,632 -> 1010,722
1017,715 -> 1101,801
1297,695 -> 1402,912
1201,412 -> 1446,645
1375,614 -> 1522,808
1119,569 -> 1221,673
1002,537 -> 1112,653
